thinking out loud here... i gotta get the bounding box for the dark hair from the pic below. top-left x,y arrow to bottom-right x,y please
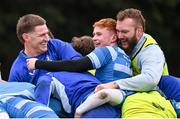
72,36 -> 95,56
16,14 -> 46,44
117,8 -> 146,31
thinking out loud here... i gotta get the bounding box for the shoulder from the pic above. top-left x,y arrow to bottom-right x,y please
139,44 -> 165,63
48,38 -> 66,46
141,44 -> 164,56
95,46 -> 116,53
9,52 -> 27,75
90,46 -> 112,57
48,38 -> 70,52
11,51 -> 27,68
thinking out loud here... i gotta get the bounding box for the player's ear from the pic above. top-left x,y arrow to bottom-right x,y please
110,34 -> 117,42
22,33 -> 30,42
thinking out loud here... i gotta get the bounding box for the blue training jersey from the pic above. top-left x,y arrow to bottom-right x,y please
87,45 -> 132,83
48,71 -> 101,114
0,82 -> 35,99
8,39 -> 82,85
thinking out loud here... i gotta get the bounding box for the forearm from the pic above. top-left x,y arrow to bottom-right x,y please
115,73 -> 159,91
116,46 -> 164,91
35,56 -> 93,72
115,58 -> 163,91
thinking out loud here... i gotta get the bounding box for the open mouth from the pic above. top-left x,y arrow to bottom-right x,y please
41,42 -> 48,48
93,40 -> 101,47
118,39 -> 128,49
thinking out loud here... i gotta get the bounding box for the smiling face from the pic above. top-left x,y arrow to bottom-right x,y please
23,24 -> 50,57
116,8 -> 145,54
116,18 -> 141,54
92,18 -> 117,48
92,26 -> 116,47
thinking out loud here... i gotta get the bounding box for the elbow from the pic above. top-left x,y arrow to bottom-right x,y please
147,81 -> 157,90
143,72 -> 160,90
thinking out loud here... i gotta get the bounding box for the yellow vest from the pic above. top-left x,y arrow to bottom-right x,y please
88,70 -> 96,75
122,91 -> 177,118
131,34 -> 169,76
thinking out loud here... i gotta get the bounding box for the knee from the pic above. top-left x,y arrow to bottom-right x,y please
98,90 -> 108,99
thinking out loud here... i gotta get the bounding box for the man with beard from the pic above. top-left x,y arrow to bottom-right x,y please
26,17 -> 177,118
95,8 -> 168,91
94,8 -> 179,117
26,18 -> 133,118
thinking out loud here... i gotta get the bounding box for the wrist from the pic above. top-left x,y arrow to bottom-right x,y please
35,60 -> 40,69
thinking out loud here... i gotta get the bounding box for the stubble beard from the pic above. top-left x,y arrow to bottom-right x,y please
117,36 -> 137,55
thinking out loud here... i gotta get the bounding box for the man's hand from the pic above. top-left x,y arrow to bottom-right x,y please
26,58 -> 38,71
94,82 -> 119,93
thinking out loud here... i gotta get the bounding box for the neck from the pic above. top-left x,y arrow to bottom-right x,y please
125,48 -> 133,56
137,32 -> 144,42
110,41 -> 117,46
24,45 -> 40,57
